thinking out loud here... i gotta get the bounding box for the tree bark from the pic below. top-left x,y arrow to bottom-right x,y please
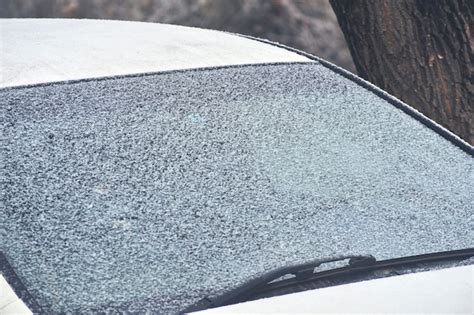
330,0 -> 473,144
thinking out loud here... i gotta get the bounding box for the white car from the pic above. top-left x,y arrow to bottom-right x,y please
0,19 -> 473,314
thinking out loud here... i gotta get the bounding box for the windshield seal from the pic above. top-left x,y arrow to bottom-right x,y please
235,33 -> 474,156
183,248 -> 474,313
0,252 -> 43,313
2,62 -> 472,314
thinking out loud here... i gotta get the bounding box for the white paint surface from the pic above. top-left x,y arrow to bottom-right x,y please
195,265 -> 474,314
0,275 -> 32,314
0,19 -> 311,88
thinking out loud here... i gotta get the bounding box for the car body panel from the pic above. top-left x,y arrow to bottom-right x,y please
195,265 -> 474,314
0,19 -> 311,88
0,275 -> 32,315
1,19 -> 473,314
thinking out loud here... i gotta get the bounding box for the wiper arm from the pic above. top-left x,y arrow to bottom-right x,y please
184,248 -> 474,313
184,255 -> 376,313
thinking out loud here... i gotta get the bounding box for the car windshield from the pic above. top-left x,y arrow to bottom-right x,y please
1,63 -> 473,314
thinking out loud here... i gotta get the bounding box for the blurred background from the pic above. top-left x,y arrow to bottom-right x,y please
0,0 -> 356,72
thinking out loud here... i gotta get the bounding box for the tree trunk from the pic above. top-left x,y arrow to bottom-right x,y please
330,0 -> 473,145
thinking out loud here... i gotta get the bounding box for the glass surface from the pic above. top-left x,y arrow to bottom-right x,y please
1,63 -> 473,313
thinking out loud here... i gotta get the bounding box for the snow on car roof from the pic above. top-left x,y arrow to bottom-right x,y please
0,19 -> 311,88
1,62 -> 472,314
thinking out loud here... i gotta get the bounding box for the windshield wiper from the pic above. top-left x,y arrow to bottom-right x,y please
183,255 -> 375,313
183,248 -> 474,313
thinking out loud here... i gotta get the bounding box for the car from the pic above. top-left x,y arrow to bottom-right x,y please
1,19 -> 473,314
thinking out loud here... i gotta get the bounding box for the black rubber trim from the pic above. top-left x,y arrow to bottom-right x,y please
0,252 -> 44,314
183,248 -> 474,313
234,33 -> 474,156
259,247 -> 474,295
1,32 -> 471,155
2,28 -> 472,314
0,61 -> 311,92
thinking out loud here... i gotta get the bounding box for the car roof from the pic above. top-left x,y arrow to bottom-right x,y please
0,19 -> 311,88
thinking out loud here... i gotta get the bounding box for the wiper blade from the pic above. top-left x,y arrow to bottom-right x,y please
183,248 -> 474,313
184,255 -> 376,313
